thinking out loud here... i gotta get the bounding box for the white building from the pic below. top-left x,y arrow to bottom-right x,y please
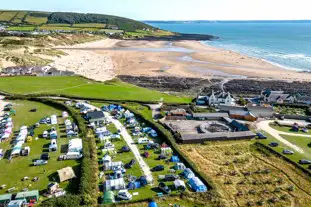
197,90 -> 236,106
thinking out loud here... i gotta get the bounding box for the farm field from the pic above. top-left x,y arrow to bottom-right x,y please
257,130 -> 311,171
0,11 -> 18,22
25,16 -> 48,25
0,100 -> 79,199
0,76 -> 191,103
179,140 -> 311,207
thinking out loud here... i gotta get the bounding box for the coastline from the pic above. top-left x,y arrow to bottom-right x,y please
48,38 -> 311,82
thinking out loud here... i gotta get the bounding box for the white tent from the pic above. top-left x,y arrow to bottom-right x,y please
51,115 -> 58,125
68,138 -> 83,153
104,178 -> 126,191
174,179 -> 186,190
104,161 -> 123,171
102,154 -> 112,163
62,111 -> 69,119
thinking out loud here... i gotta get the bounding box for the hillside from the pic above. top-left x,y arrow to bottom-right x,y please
0,10 -> 154,32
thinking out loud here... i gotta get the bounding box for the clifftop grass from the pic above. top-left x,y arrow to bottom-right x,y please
0,76 -> 192,103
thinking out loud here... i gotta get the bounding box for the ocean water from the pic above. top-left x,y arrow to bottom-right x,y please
148,21 -> 311,71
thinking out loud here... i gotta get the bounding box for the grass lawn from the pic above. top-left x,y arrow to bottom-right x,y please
269,122 -> 311,135
7,26 -> 36,31
0,76 -> 191,103
0,100 -> 80,199
280,135 -> 311,160
256,130 -> 311,170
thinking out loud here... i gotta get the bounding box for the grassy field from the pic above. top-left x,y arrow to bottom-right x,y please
179,140 -> 311,207
73,23 -> 106,28
38,25 -> 81,31
25,16 -> 48,25
7,26 -> 36,31
0,76 -> 191,103
126,29 -> 174,37
0,11 -> 17,22
0,100 -> 79,199
280,135 -> 311,160
256,131 -> 311,171
269,122 -> 311,135
11,11 -> 28,24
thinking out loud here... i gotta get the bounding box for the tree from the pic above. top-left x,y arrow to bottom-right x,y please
238,97 -> 247,106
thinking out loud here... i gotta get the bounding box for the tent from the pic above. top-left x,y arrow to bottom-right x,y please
102,191 -> 115,204
188,177 -> 207,192
183,168 -> 195,179
149,201 -> 158,207
15,190 -> 39,202
51,115 -> 58,125
104,161 -> 123,171
171,156 -> 180,162
62,112 -> 69,119
138,176 -> 148,186
174,180 -> 186,191
102,154 -> 112,163
104,178 -> 126,191
0,193 -> 12,205
161,147 -> 172,155
68,139 -> 83,153
174,163 -> 186,171
57,167 -> 76,182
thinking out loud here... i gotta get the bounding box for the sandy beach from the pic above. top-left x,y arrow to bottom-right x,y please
52,38 -> 311,81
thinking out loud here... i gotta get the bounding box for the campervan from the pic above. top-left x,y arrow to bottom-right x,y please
137,137 -> 149,144
65,152 -> 83,160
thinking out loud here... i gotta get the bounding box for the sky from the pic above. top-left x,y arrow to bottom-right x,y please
1,0 -> 311,21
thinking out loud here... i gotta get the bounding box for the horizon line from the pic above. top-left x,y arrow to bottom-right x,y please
143,19 -> 311,22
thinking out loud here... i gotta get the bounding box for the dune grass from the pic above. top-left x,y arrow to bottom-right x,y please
0,76 -> 192,103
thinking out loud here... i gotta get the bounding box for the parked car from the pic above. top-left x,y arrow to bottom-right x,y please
41,153 -> 50,160
152,165 -> 164,172
117,190 -> 132,200
33,159 -> 48,166
158,182 -> 171,194
299,159 -> 311,164
269,142 -> 279,147
283,149 -> 294,155
256,132 -> 267,139
125,159 -> 136,169
165,174 -> 178,181
121,146 -> 130,153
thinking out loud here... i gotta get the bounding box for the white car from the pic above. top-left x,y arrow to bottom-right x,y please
283,149 -> 294,155
117,190 -> 132,200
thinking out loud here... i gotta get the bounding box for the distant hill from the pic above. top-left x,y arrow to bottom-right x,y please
0,10 -> 154,32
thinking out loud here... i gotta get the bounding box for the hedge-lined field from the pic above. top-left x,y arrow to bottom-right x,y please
0,76 -> 192,103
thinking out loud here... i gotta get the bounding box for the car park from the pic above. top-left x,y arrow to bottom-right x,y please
152,165 -> 164,172
158,182 -> 171,194
299,159 -> 311,164
283,149 -> 294,155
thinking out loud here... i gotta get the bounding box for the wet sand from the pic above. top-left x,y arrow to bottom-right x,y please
54,38 -> 311,81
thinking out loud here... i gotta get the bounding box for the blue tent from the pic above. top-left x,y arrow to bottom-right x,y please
149,130 -> 158,137
117,105 -> 123,111
171,156 -> 180,162
149,201 -> 158,207
142,127 -> 151,133
108,104 -> 117,111
188,177 -> 207,192
183,168 -> 195,179
138,176 -> 148,186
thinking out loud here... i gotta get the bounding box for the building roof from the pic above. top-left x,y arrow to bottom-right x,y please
87,111 -> 105,120
169,108 -> 186,115
219,105 -> 246,112
297,96 -> 311,102
15,190 -> 39,199
192,113 -> 229,118
229,110 -> 250,116
57,167 -> 76,182
0,193 -> 12,201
